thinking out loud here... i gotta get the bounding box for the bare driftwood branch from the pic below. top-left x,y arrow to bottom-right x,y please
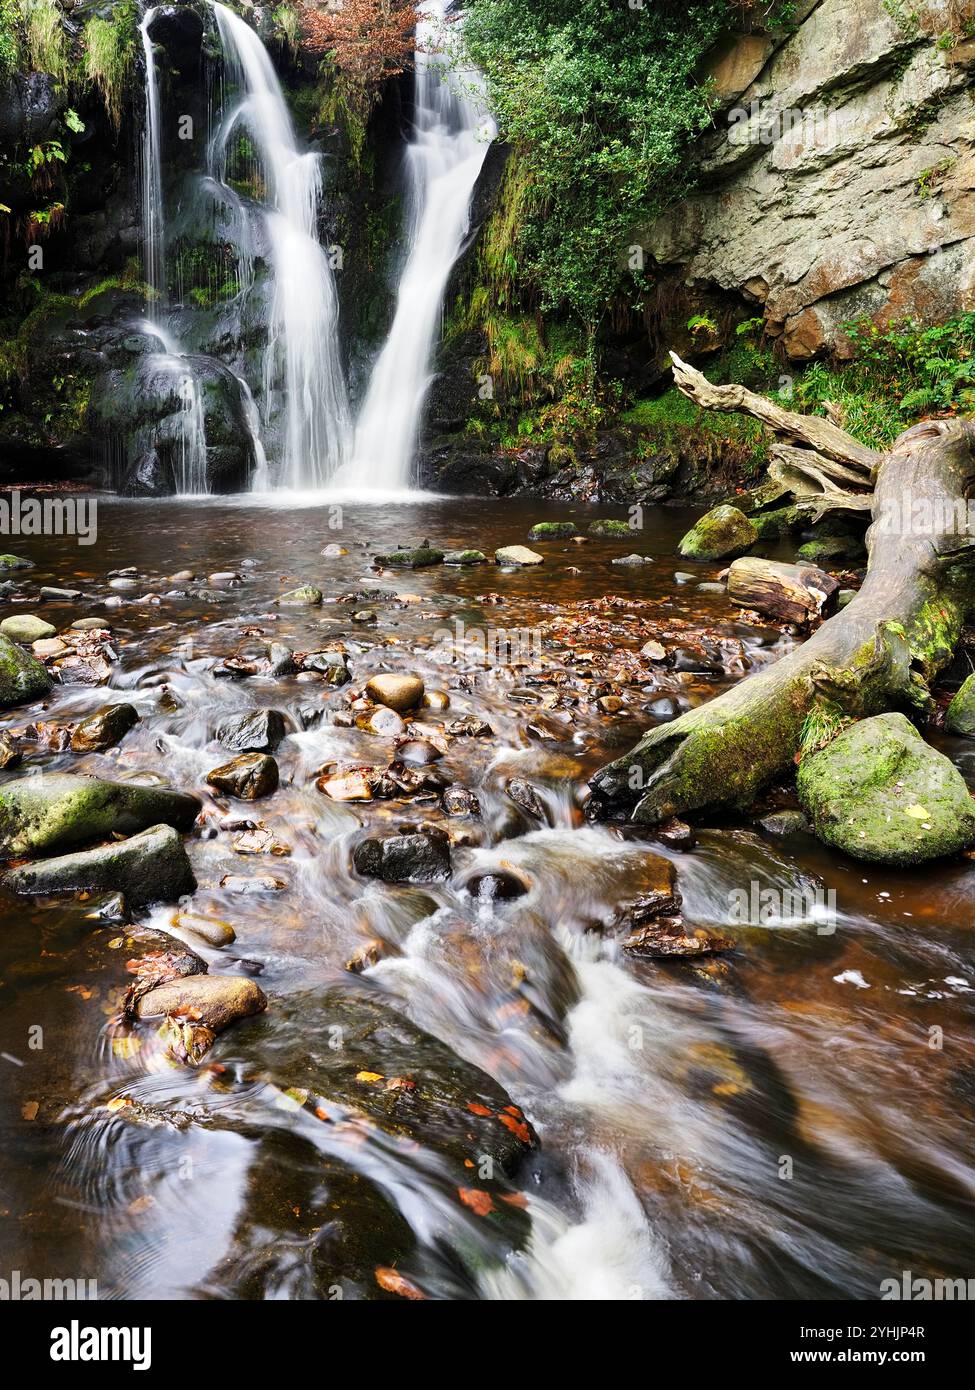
669,351 -> 880,476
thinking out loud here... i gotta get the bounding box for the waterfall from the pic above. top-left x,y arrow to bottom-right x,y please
138,8 -> 164,315
209,2 -> 351,490
345,1 -> 494,492
138,10 -> 210,495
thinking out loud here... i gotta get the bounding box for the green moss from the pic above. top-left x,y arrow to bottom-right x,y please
83,3 -> 137,132
0,631 -> 51,709
20,0 -> 67,81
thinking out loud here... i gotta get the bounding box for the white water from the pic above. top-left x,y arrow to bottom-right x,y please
210,2 -> 351,489
342,1 -> 494,492
139,323 -> 209,496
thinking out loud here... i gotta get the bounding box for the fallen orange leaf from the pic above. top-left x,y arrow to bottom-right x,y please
458,1187 -> 494,1217
375,1266 -> 426,1300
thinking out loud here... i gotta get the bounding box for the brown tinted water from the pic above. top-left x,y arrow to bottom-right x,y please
0,496 -> 973,1300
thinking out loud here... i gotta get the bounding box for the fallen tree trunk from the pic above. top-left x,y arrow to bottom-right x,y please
590,394 -> 975,823
727,557 -> 840,624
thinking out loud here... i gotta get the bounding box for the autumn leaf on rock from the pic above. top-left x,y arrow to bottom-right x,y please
458,1187 -> 495,1217
375,1266 -> 426,1300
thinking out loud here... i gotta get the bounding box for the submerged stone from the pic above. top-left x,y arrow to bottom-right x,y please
353,829 -> 451,882
136,973 -> 266,1033
0,773 -> 200,858
374,547 -> 444,568
443,549 -> 487,565
365,673 -> 424,712
797,713 -> 975,865
216,708 -> 288,753
277,586 -> 323,606
678,505 -> 758,562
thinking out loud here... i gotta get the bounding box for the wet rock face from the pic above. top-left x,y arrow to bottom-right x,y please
234,986 -> 538,1177
4,823 -> 197,904
69,703 -> 140,753
797,713 -> 975,865
353,829 -> 452,883
136,973 -> 267,1033
94,354 -> 258,497
216,709 -> 288,754
946,674 -> 975,735
0,773 -> 200,858
206,752 -> 280,800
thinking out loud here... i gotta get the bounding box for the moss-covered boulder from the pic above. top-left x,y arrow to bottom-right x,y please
0,555 -> 33,571
587,519 -> 631,538
528,522 -> 578,540
797,713 -> 975,865
4,823 -> 197,904
0,773 -> 200,858
0,633 -> 51,708
443,549 -> 487,565
373,547 -> 444,568
678,505 -> 758,561
277,585 -> 322,606
945,674 -> 975,736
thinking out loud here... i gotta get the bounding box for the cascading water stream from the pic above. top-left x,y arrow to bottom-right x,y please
138,8 -> 164,316
138,6 -> 210,495
343,2 -> 494,492
209,2 -> 351,490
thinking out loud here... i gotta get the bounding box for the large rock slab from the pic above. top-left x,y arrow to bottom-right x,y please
235,986 -> 538,1176
797,713 -> 975,865
0,773 -> 200,858
0,632 -> 51,708
4,823 -> 197,903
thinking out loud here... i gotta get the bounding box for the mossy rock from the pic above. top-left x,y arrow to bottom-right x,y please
587,519 -> 632,538
528,522 -> 578,540
0,773 -> 200,858
797,536 -> 866,566
0,615 -> 56,644
277,586 -> 323,606
946,673 -> 975,736
374,548 -> 444,568
678,505 -> 758,562
797,713 -> 975,865
0,632 -> 51,709
4,823 -> 197,905
0,554 -> 34,571
443,549 -> 487,565
752,506 -> 801,540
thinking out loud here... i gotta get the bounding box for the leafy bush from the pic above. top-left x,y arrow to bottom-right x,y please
786,314 -> 975,448
462,0 -> 730,329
